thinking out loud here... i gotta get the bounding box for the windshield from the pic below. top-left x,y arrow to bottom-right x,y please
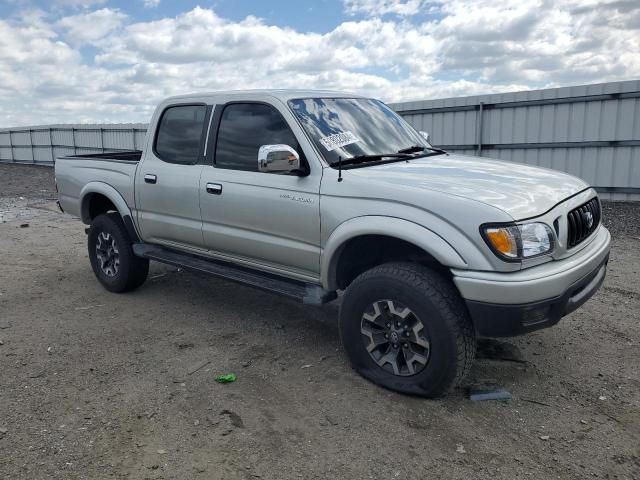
288,97 -> 431,167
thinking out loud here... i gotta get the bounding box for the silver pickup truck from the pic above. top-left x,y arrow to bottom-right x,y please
55,90 -> 611,397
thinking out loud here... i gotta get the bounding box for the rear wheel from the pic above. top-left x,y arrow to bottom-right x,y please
339,262 -> 475,397
88,213 -> 149,293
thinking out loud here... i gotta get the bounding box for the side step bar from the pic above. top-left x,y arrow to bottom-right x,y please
132,244 -> 337,306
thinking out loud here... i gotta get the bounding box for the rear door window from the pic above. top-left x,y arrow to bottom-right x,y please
154,105 -> 207,165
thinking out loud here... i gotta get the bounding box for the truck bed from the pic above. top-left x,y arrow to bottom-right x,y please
55,151 -> 142,220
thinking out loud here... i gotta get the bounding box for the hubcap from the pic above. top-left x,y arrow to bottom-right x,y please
95,232 -> 120,277
360,300 -> 430,376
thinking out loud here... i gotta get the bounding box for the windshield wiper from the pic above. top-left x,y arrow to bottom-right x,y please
329,146 -> 447,169
329,152 -> 412,168
397,145 -> 426,154
397,145 -> 447,155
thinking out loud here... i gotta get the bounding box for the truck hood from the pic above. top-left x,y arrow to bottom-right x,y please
347,153 -> 590,220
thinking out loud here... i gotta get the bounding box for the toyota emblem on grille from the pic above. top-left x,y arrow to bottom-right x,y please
584,211 -> 594,229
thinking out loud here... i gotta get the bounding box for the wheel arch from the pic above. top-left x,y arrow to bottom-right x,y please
79,183 -> 140,242
321,216 -> 468,291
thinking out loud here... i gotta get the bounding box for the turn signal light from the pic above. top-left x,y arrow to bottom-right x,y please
484,228 -> 518,258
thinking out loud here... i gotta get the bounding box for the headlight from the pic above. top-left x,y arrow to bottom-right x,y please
481,222 -> 554,261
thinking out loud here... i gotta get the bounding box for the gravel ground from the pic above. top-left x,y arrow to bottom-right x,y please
0,163 -> 638,479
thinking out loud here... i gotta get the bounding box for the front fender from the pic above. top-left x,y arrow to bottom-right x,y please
320,216 -> 468,290
79,182 -> 133,224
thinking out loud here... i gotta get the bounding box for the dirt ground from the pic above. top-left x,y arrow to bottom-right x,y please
0,163 -> 638,480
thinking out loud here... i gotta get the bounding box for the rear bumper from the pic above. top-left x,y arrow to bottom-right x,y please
452,226 -> 611,337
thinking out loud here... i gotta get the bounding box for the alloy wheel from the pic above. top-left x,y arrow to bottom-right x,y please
95,231 -> 120,277
360,299 -> 430,376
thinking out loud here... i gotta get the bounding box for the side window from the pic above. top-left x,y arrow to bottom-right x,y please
215,103 -> 302,172
154,105 -> 207,165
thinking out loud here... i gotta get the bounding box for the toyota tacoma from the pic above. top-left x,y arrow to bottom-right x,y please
55,90 -> 611,397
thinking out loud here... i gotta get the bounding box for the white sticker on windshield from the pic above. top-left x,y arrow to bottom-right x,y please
319,131 -> 361,151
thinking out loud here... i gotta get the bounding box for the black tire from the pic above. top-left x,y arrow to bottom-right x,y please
88,212 -> 149,293
339,262 -> 475,397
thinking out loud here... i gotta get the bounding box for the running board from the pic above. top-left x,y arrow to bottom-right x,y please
132,244 -> 337,305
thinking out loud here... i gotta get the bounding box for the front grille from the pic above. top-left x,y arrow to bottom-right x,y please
567,197 -> 600,248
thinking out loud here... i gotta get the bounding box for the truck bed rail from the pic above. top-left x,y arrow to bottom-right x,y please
59,151 -> 142,162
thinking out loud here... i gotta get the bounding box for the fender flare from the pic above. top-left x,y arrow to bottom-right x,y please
79,182 -> 142,241
79,182 -> 132,224
320,216 -> 468,290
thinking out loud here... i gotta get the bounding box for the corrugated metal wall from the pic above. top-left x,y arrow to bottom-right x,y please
0,124 -> 147,166
390,80 -> 640,201
1,80 -> 638,200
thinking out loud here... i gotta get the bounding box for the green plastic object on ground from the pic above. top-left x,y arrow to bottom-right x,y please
215,373 -> 237,384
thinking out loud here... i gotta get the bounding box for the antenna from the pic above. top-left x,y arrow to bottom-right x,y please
338,156 -> 343,182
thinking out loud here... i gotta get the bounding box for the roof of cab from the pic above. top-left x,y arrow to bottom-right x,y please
162,89 -> 367,103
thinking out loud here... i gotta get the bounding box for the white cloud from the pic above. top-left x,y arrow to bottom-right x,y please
430,0 -> 640,85
344,0 -> 431,16
143,0 -> 160,8
0,2 -> 639,127
57,8 -> 126,46
0,10 -> 78,68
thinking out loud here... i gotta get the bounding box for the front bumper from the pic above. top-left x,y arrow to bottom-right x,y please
452,226 -> 611,337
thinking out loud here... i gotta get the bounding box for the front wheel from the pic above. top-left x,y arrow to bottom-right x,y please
88,213 -> 149,293
339,262 -> 475,397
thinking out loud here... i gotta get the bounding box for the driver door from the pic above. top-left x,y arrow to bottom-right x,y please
199,102 -> 321,280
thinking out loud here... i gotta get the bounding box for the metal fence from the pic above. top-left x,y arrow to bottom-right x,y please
390,80 -> 640,201
1,80 -> 639,200
0,124 -> 147,165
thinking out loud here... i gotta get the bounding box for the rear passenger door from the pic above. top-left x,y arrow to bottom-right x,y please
199,102 -> 322,280
135,103 -> 209,250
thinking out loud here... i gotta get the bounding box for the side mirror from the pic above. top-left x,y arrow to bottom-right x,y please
258,144 -> 301,173
419,131 -> 431,144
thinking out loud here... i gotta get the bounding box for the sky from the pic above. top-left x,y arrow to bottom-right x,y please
0,0 -> 639,127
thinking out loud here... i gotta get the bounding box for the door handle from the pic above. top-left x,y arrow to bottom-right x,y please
144,174 -> 157,184
206,182 -> 223,195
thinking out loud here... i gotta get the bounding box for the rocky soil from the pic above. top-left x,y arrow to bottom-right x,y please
0,164 -> 638,479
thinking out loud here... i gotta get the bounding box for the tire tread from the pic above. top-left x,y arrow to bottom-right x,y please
88,213 -> 149,293
342,262 -> 476,396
